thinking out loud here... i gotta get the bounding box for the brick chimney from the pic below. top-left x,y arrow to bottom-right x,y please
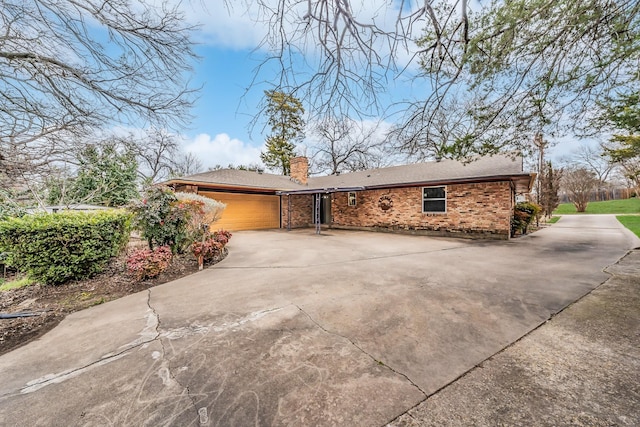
290,156 -> 308,185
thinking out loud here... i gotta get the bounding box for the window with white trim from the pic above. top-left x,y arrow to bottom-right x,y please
348,192 -> 357,206
422,186 -> 446,213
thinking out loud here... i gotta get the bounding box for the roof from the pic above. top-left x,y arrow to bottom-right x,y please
165,154 -> 534,194
165,169 -> 308,192
307,154 -> 526,189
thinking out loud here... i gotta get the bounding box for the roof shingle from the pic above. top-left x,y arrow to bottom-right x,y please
166,154 -> 530,192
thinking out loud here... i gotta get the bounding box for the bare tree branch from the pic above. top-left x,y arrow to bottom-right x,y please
1,0 -> 198,200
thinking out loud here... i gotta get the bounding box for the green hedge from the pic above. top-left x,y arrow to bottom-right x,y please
0,210 -> 131,285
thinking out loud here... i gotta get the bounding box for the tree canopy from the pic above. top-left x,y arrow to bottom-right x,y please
46,138 -> 139,207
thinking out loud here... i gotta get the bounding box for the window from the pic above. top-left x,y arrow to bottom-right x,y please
348,192 -> 357,206
423,186 -> 446,213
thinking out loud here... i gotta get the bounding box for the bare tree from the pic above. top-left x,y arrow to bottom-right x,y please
390,94 -> 490,161
1,0 -> 197,200
538,161 -> 563,217
310,117 -> 387,175
563,167 -> 599,212
236,1 -> 638,154
134,129 -> 181,183
171,152 -> 204,178
567,144 -> 615,184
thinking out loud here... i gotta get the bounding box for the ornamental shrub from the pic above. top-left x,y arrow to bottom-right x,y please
175,192 -> 225,228
126,246 -> 172,281
0,210 -> 131,285
129,186 -> 198,253
191,229 -> 231,270
213,229 -> 232,246
191,239 -> 223,270
511,202 -> 542,236
0,203 -> 27,221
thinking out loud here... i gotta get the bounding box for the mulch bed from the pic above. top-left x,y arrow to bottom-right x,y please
0,246 -> 227,356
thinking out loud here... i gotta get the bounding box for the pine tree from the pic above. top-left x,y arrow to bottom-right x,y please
260,90 -> 305,175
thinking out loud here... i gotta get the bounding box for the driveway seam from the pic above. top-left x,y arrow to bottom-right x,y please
383,251 -> 626,426
215,245 -> 469,270
294,304 -> 428,399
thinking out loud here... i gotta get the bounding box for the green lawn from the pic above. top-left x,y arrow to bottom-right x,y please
553,198 -> 640,215
616,215 -> 640,238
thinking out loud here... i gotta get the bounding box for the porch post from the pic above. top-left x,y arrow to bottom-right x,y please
314,193 -> 321,235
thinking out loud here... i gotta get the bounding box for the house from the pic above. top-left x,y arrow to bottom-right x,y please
165,154 -> 535,239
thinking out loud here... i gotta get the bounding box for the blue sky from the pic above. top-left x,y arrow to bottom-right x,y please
169,2 -> 588,171
183,47 -> 267,168
169,1 -> 433,170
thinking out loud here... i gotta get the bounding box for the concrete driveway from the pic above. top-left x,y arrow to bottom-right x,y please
0,215 -> 637,426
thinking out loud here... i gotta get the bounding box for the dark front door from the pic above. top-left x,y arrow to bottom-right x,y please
321,194 -> 331,224
313,194 -> 332,225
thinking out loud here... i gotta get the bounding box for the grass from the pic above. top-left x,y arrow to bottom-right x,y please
0,276 -> 35,292
546,216 -> 561,224
616,215 -> 640,238
554,198 -> 640,215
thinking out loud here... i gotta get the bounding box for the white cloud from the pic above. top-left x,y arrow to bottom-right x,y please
181,2 -> 267,49
182,133 -> 264,169
178,1 -> 422,65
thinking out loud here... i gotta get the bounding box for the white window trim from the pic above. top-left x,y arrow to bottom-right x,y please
422,186 -> 447,213
348,191 -> 357,206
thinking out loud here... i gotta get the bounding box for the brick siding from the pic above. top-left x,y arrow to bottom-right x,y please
330,182 -> 513,239
281,194 -> 313,229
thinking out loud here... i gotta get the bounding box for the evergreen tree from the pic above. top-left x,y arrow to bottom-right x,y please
47,139 -> 139,207
603,94 -> 640,196
260,90 -> 305,175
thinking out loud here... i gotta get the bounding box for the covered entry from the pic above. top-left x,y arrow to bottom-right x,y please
200,191 -> 280,231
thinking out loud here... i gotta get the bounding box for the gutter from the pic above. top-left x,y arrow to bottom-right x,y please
275,174 -> 535,195
276,186 -> 365,195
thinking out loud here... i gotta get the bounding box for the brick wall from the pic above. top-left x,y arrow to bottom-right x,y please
330,182 -> 513,238
290,157 -> 309,185
281,194 -> 313,228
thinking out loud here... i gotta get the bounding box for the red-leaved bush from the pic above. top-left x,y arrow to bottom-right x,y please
192,229 -> 232,270
213,229 -> 232,246
126,246 -> 172,281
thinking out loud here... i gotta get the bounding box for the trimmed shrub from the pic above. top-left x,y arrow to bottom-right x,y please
126,246 -> 172,281
0,210 -> 131,285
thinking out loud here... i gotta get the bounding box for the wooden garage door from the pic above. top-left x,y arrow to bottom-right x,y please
200,191 -> 280,231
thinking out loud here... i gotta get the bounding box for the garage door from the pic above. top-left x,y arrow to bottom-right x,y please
200,191 -> 280,231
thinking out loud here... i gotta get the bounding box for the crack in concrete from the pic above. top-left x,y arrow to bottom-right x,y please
147,289 -> 201,422
3,290 -> 161,399
294,304 -> 428,399
384,250 -> 637,426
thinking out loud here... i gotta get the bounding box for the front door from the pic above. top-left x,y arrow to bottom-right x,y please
313,194 -> 332,225
321,194 -> 331,224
